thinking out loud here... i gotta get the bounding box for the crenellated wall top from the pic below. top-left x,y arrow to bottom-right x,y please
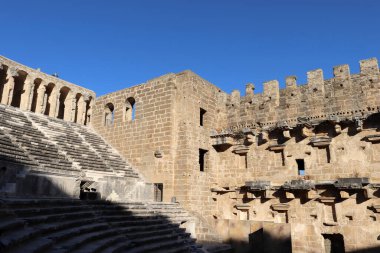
224,57 -> 380,132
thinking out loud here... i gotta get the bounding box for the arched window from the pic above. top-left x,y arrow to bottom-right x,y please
57,86 -> 71,119
123,97 -> 135,122
10,70 -> 27,108
104,103 -> 114,126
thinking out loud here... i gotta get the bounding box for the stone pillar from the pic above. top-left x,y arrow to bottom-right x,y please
1,67 -> 17,105
76,95 -> 86,125
64,91 -> 75,122
48,86 -> 59,118
20,75 -> 35,111
35,82 -> 47,114
86,99 -> 94,125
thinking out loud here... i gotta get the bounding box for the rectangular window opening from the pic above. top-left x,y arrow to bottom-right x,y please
199,148 -> 208,172
326,147 -> 331,163
281,151 -> 285,166
200,108 -> 206,126
296,159 -> 305,176
154,183 -> 163,202
245,154 -> 248,169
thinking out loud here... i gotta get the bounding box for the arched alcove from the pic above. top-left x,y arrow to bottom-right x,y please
123,97 -> 135,122
10,70 -> 27,108
57,86 -> 71,120
104,103 -> 114,126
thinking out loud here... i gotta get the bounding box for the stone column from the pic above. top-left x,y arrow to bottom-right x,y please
1,67 -> 17,105
20,75 -> 35,111
64,91 -> 75,122
76,95 -> 87,125
86,99 -> 94,125
35,82 -> 47,114
48,86 -> 59,118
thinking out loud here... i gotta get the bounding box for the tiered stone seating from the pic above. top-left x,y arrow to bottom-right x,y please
0,128 -> 37,168
70,123 -> 140,178
148,202 -> 196,224
27,114 -> 113,174
0,105 -> 78,176
0,198 -> 203,253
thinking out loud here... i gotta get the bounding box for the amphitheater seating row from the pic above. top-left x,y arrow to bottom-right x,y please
0,104 -> 139,179
0,198 -> 203,253
0,106 -> 77,175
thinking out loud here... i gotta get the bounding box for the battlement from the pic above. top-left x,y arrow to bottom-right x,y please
242,57 -> 378,95
230,58 -> 380,130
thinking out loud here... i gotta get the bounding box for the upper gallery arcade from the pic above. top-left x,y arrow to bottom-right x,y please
0,56 -> 95,125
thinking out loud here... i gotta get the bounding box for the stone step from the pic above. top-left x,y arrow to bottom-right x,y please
74,234 -> 129,253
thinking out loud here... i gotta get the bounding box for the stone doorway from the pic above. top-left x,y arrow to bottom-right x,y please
322,233 -> 345,253
154,183 -> 163,202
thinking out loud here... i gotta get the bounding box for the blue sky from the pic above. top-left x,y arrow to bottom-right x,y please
1,0 -> 380,96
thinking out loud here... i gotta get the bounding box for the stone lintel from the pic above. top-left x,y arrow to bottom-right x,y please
235,204 -> 251,210
310,136 -> 332,147
268,144 -> 285,151
319,197 -> 336,203
271,203 -> 290,211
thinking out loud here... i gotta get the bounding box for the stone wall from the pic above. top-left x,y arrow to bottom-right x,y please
92,73 -> 178,201
92,58 -> 380,251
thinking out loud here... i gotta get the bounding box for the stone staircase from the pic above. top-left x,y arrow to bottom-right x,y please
0,197 -> 205,253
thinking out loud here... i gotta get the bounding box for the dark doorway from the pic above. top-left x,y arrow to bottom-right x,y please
323,233 -> 345,253
296,159 -> 305,176
200,108 -> 206,126
199,149 -> 208,172
79,181 -> 99,200
154,183 -> 163,202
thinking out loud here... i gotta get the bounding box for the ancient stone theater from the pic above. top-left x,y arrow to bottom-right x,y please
0,55 -> 379,253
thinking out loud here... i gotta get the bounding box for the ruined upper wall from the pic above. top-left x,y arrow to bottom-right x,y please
0,56 -> 95,97
0,56 -> 95,125
225,58 -> 380,131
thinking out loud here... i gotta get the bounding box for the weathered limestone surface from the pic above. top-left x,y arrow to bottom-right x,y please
1,55 -> 379,252
0,104 -> 151,201
92,58 -> 380,252
0,56 -> 95,125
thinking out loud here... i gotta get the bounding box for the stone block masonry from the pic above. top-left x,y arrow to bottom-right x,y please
92,58 -> 380,252
1,55 -> 379,252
